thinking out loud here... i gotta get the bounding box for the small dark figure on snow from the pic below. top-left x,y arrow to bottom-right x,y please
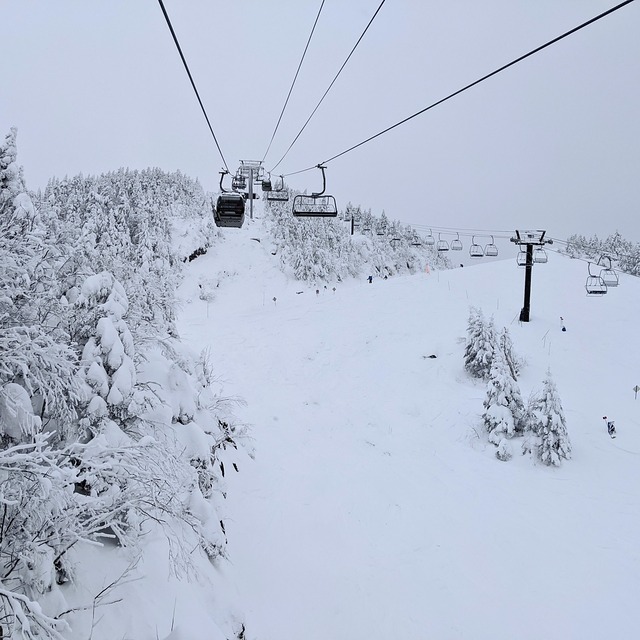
367,275 -> 373,284
560,316 -> 566,332
603,416 -> 616,437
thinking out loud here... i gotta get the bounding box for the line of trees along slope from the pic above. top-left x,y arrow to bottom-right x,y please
0,128 -> 245,639
264,194 -> 451,282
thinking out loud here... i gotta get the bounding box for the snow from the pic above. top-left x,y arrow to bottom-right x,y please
173,211 -> 640,639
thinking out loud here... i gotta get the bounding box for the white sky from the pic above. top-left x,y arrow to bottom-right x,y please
2,0 -> 639,242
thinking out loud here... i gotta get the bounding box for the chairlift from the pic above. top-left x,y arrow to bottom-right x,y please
376,225 -> 385,236
451,233 -> 463,251
213,171 -> 245,228
424,229 -> 435,246
436,233 -> 449,252
411,234 -> 422,247
261,178 -> 272,192
484,236 -> 498,257
516,249 -> 528,267
598,255 -> 619,288
469,236 -> 484,258
231,173 -> 246,191
533,247 -> 548,264
292,165 -> 338,217
266,176 -> 289,202
586,262 -> 607,296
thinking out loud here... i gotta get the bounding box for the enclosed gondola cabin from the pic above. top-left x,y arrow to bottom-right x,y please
214,193 -> 245,228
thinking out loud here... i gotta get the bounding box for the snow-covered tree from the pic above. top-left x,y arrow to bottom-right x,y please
530,370 -> 571,466
482,348 -> 525,445
464,308 -> 497,380
499,326 -> 522,380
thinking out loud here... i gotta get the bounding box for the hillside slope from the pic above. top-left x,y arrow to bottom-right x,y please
178,217 -> 640,640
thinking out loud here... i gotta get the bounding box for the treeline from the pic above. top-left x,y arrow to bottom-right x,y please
563,231 -> 640,276
264,193 -> 451,282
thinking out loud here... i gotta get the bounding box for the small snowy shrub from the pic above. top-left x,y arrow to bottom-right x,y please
495,438 -> 513,462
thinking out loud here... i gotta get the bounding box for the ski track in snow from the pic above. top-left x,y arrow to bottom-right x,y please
178,215 -> 640,640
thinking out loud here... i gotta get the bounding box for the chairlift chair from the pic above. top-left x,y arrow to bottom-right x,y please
292,195 -> 338,217
586,263 -> 607,296
516,250 -> 528,267
266,176 -> 289,202
484,236 -> 498,257
533,247 -> 548,264
232,174 -> 246,191
436,234 -> 449,252
411,234 -> 422,247
598,256 -> 619,288
469,236 -> 484,258
451,233 -> 463,251
292,165 -> 338,218
424,229 -> 435,246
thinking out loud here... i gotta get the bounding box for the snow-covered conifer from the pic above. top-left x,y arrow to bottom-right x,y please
530,370 -> 571,466
482,348 -> 525,445
464,308 -> 497,380
499,326 -> 522,380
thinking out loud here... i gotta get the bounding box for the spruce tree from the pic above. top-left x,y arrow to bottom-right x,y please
482,349 -> 525,445
531,370 -> 572,466
464,308 -> 497,380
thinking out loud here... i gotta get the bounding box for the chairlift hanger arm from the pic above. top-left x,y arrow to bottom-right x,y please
312,164 -> 327,197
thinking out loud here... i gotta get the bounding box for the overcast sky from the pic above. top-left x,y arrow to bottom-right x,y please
2,0 -> 639,247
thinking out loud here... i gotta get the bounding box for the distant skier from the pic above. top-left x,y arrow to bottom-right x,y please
367,275 -> 373,284
603,416 -> 616,438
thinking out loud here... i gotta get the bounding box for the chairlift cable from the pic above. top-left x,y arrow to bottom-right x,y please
156,0 -> 229,172
281,0 -> 635,177
262,0 -> 326,164
270,0 -> 388,174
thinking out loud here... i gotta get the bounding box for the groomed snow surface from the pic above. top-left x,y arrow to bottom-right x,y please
177,216 -> 640,640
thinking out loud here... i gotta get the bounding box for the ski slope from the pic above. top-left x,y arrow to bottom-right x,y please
178,215 -> 640,640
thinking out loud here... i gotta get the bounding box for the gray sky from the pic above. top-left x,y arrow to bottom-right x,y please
2,0 -> 639,245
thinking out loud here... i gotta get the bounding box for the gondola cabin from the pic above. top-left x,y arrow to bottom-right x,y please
214,193 -> 245,228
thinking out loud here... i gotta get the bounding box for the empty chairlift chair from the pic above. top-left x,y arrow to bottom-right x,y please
598,255 -> 619,288
451,233 -> 463,251
533,247 -> 548,264
292,165 -> 338,218
266,176 -> 289,202
436,234 -> 450,252
484,236 -> 498,257
586,262 -> 607,296
424,229 -> 435,246
469,236 -> 484,258
516,249 -> 528,267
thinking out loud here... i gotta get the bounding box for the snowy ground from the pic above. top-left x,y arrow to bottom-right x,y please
177,214 -> 640,639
